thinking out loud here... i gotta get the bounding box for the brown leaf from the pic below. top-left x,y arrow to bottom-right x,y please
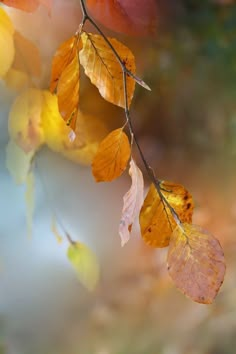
57,50 -> 80,130
119,158 -> 144,246
139,181 -> 194,248
79,32 -> 136,108
167,223 -> 226,304
13,31 -> 41,78
92,128 -> 131,182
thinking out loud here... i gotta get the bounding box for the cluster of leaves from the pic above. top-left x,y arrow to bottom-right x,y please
1,0 -> 226,303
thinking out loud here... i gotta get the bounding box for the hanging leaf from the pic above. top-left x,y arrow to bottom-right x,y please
79,32 -> 136,108
8,88 -> 45,153
12,31 -> 41,78
139,181 -> 194,248
67,242 -> 99,291
167,223 -> 226,304
119,158 -> 144,246
0,0 -> 52,13
6,139 -> 34,184
25,171 -> 34,238
92,128 -> 131,182
57,50 -> 80,130
0,8 -> 15,78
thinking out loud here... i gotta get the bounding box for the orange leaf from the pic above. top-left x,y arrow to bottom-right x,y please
12,31 -> 41,78
139,181 -> 194,248
57,50 -> 80,130
86,0 -> 158,36
119,158 -> 144,246
79,32 -> 136,108
1,0 -> 52,12
92,128 -> 131,182
167,223 -> 226,304
50,35 -> 80,93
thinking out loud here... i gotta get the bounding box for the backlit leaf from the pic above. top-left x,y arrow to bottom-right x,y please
140,182 -> 194,248
25,171 -> 34,238
92,128 -> 131,182
167,223 -> 226,304
8,88 -> 45,153
119,158 -> 144,246
57,50 -> 80,130
79,32 -> 136,108
6,139 -> 34,184
12,31 -> 41,78
67,242 -> 99,291
0,8 -> 15,77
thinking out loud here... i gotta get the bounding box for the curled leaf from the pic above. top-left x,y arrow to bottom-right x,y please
140,181 -> 194,248
119,158 -> 144,246
67,242 -> 99,291
92,128 -> 131,182
79,32 -> 136,108
167,223 -> 226,304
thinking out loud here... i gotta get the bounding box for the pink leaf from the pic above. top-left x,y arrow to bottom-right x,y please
119,158 -> 144,246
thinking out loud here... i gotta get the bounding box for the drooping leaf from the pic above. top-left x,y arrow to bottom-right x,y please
57,50 -> 80,130
12,31 -> 41,78
79,32 -> 136,108
139,181 -> 194,248
92,128 -> 131,182
119,158 -> 144,246
67,242 -> 99,291
25,170 -> 34,238
0,0 -> 52,12
167,223 -> 226,304
8,88 -> 45,153
6,139 -> 34,184
86,0 -> 158,36
41,91 -> 108,165
0,8 -> 15,78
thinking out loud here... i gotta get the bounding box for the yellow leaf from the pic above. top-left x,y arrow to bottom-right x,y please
0,8 -> 15,78
67,242 -> 99,291
167,223 -> 226,304
4,68 -> 30,92
8,88 -> 45,153
140,181 -> 194,248
12,31 -> 41,78
92,128 -> 131,182
41,91 -> 108,165
25,171 -> 34,238
6,139 -> 34,184
119,158 -> 144,246
57,50 -> 80,130
79,32 -> 136,108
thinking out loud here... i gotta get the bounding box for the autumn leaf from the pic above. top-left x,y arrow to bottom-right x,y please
8,88 -> 45,153
41,91 -> 108,165
0,8 -> 15,78
79,32 -> 136,108
6,139 -> 34,184
0,0 -> 52,13
86,0 -> 158,36
4,68 -> 30,92
92,128 -> 131,182
139,181 -> 194,248
119,158 -> 144,246
12,31 -> 41,78
67,242 -> 99,291
167,223 -> 226,304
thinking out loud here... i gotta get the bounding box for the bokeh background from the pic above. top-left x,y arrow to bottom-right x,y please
1,0 -> 236,353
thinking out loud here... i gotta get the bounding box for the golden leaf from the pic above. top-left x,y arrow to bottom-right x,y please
67,242 -> 99,291
79,32 -> 136,108
8,88 -> 45,153
139,181 -> 194,248
92,128 -> 131,182
119,158 -> 144,246
167,223 -> 226,304
0,8 -> 15,78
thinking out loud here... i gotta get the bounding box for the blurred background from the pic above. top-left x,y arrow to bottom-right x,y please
1,0 -> 236,353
